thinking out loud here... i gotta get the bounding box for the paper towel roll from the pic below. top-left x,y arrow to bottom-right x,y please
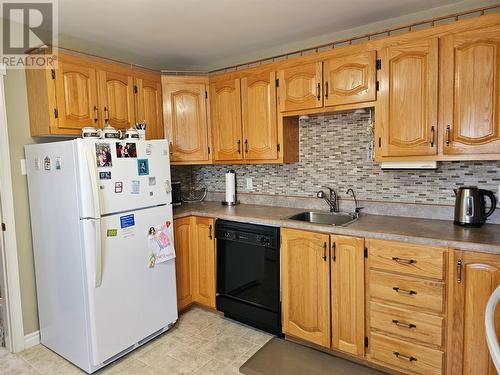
225,171 -> 235,203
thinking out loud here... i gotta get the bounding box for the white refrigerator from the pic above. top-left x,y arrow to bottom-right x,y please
25,139 -> 178,373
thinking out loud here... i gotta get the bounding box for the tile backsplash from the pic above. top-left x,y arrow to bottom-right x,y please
172,110 -> 500,207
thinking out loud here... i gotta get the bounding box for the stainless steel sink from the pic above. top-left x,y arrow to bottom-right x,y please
286,211 -> 357,226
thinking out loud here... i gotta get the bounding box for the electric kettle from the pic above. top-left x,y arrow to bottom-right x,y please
454,186 -> 497,227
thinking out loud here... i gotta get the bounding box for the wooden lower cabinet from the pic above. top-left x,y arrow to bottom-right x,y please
173,216 -> 215,310
331,235 -> 365,357
191,216 -> 216,308
366,239 -> 447,375
447,249 -> 500,375
281,228 -> 331,347
173,216 -> 193,310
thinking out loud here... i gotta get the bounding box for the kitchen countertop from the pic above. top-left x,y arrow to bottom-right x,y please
173,201 -> 500,254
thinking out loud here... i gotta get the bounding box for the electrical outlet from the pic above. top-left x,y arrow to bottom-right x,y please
246,177 -> 253,191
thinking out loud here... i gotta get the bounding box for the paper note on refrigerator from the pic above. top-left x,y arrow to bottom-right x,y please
147,223 -> 175,266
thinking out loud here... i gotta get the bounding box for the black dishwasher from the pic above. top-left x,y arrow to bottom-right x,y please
216,219 -> 282,336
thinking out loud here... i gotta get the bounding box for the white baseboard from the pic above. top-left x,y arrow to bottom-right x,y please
24,331 -> 40,349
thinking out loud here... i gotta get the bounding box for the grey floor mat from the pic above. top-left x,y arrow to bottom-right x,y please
240,338 -> 388,375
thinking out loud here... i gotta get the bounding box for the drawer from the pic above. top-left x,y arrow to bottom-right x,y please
370,301 -> 444,347
367,239 -> 446,280
369,270 -> 444,313
370,332 -> 443,375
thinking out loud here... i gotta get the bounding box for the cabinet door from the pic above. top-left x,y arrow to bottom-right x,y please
278,62 -> 323,112
54,58 -> 99,132
173,217 -> 193,311
241,71 -> 278,161
441,26 -> 500,156
210,78 -> 243,161
135,77 -> 164,140
192,217 -> 216,308
164,82 -> 209,162
98,69 -> 135,130
448,250 -> 500,375
331,235 -> 365,356
377,38 -> 438,157
323,51 -> 376,107
281,228 -> 330,347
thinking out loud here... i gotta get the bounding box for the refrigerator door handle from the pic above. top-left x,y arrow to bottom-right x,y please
85,148 -> 101,219
93,218 -> 103,288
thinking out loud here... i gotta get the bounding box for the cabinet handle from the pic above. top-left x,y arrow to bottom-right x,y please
244,139 -> 249,153
332,241 -> 336,262
169,142 -> 173,155
430,126 -> 435,147
392,287 -> 417,295
104,106 -> 109,123
325,81 -> 329,99
237,140 -> 241,154
93,106 -> 98,123
316,83 -> 321,101
392,320 -> 416,329
446,125 -> 451,146
393,352 -> 417,362
457,259 -> 462,284
391,257 -> 416,265
322,242 -> 327,262
208,224 -> 213,240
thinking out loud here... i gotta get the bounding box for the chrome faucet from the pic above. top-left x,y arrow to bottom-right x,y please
316,186 -> 338,212
346,188 -> 363,216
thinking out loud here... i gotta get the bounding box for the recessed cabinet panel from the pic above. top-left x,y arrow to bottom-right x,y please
55,59 -> 99,131
135,77 -> 164,140
164,81 -> 209,162
173,217 -> 193,311
241,71 -> 278,161
278,62 -> 323,112
377,39 -> 438,157
441,26 -> 500,155
281,228 -> 331,347
324,51 -> 376,107
98,70 -> 135,130
448,250 -> 500,375
210,78 -> 243,161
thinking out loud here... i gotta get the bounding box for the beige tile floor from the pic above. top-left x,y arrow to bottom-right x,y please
0,307 -> 273,375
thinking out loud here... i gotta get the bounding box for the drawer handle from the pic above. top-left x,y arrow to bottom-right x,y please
394,352 -> 417,362
392,319 -> 416,329
393,287 -> 417,295
392,257 -> 416,265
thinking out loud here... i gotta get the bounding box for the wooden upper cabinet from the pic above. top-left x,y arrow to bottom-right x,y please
210,78 -> 243,161
448,250 -> 500,375
54,57 -> 99,132
163,78 -> 210,163
191,217 -> 216,308
135,76 -> 163,140
377,38 -> 438,157
441,25 -> 500,156
97,69 -> 135,130
173,217 -> 193,311
281,228 -> 331,347
278,62 -> 323,112
241,71 -> 278,161
323,51 -> 376,107
330,235 -> 365,357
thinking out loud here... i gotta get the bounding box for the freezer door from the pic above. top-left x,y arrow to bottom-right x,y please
77,139 -> 172,217
84,204 -> 177,365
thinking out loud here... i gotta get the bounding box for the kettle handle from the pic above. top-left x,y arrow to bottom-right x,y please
480,189 -> 497,218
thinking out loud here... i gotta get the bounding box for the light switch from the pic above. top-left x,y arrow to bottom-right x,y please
20,159 -> 27,175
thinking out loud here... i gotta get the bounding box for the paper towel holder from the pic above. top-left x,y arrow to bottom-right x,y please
222,169 -> 240,206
